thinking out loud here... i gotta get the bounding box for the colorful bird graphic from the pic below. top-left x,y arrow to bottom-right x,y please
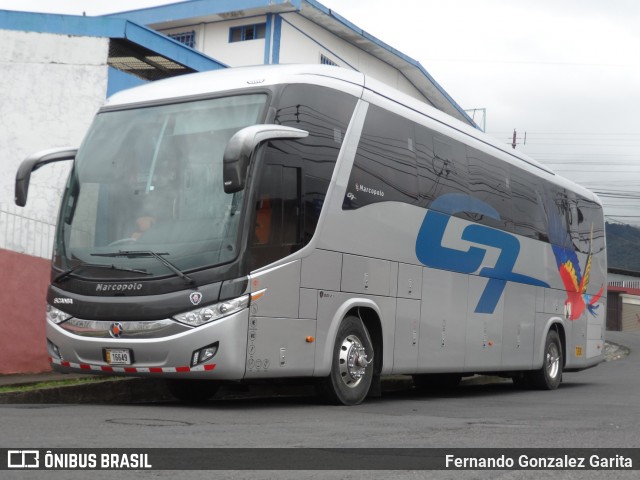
553,242 -> 604,320
541,194 -> 604,321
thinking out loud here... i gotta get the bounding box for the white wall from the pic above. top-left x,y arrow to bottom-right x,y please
161,17 -> 268,68
278,13 -> 426,103
0,30 -> 109,257
160,13 -> 428,105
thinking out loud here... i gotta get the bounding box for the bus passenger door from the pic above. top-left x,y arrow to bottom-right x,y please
247,148 -> 303,271
244,147 -> 316,379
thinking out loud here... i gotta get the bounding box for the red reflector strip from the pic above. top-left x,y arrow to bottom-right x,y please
49,357 -> 216,374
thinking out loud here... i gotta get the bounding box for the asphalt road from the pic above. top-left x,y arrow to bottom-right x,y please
2,331 -> 639,480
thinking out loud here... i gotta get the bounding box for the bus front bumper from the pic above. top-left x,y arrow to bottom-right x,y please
46,309 -> 249,380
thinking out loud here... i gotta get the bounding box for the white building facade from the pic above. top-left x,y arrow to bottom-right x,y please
0,10 -> 224,258
115,0 -> 473,125
0,29 -> 107,257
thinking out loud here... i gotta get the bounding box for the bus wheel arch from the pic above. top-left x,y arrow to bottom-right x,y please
350,306 -> 383,380
319,306 -> 382,405
530,322 -> 565,390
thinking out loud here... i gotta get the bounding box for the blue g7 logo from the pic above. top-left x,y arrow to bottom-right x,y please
415,193 -> 548,314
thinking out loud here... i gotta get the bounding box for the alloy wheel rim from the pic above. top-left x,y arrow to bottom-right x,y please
338,334 -> 370,388
546,342 -> 560,379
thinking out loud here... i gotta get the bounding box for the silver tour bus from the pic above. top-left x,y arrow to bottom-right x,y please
16,65 -> 606,405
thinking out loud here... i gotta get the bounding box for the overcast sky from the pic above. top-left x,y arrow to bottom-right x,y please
2,0 -> 639,224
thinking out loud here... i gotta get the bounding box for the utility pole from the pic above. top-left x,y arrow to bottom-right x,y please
511,129 -> 526,149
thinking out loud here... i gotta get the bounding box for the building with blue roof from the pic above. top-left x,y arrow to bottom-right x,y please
108,0 -> 474,126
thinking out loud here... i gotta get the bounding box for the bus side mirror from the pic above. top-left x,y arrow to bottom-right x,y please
223,124 -> 308,193
15,147 -> 77,207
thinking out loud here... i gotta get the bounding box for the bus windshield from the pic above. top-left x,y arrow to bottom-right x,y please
53,93 -> 267,279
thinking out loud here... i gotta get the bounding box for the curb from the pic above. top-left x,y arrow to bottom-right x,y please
0,378 -> 172,405
0,341 -> 629,404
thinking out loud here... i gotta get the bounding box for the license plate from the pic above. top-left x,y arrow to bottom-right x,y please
105,348 -> 132,365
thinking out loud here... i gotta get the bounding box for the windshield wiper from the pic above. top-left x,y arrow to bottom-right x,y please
91,250 -> 195,285
55,263 -> 150,283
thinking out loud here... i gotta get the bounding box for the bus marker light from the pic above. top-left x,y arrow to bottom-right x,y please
251,289 -> 267,302
306,336 -> 315,343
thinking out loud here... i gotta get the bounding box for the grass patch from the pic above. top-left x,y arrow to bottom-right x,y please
0,376 -> 124,394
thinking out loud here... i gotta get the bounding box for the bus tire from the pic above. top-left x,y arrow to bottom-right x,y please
165,379 -> 220,403
528,329 -> 563,390
320,315 -> 374,406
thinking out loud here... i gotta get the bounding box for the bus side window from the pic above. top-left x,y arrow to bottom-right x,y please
272,84 -> 356,243
510,167 -> 547,241
343,104 -> 418,209
466,147 -> 512,230
576,197 -> 605,254
416,128 -> 469,211
248,150 -> 302,271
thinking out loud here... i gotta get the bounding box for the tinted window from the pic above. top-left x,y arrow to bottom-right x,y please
248,153 -> 302,270
539,184 -> 605,255
542,186 -> 574,248
466,147 -> 512,230
248,84 -> 357,270
510,167 -> 547,241
416,126 -> 470,211
343,105 -> 418,209
575,196 -> 605,255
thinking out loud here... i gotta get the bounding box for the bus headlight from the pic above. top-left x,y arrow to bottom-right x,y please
46,304 -> 72,324
173,295 -> 249,327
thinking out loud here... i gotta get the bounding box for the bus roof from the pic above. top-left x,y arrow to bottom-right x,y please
104,64 -> 601,205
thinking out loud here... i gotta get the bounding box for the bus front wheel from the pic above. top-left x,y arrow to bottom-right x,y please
320,315 -> 374,406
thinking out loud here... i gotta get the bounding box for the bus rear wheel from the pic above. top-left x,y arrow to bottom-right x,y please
320,316 -> 374,405
165,379 -> 220,403
527,329 -> 563,390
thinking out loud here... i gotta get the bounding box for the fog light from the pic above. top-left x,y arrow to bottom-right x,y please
47,338 -> 63,360
191,342 -> 219,367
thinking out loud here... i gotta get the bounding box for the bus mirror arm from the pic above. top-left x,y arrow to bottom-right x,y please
223,124 -> 308,193
15,147 -> 77,207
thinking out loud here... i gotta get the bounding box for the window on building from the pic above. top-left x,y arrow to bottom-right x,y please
229,23 -> 267,42
320,54 -> 338,66
167,31 -> 196,49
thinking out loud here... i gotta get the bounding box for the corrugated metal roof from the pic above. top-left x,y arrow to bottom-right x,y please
0,9 -> 226,80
